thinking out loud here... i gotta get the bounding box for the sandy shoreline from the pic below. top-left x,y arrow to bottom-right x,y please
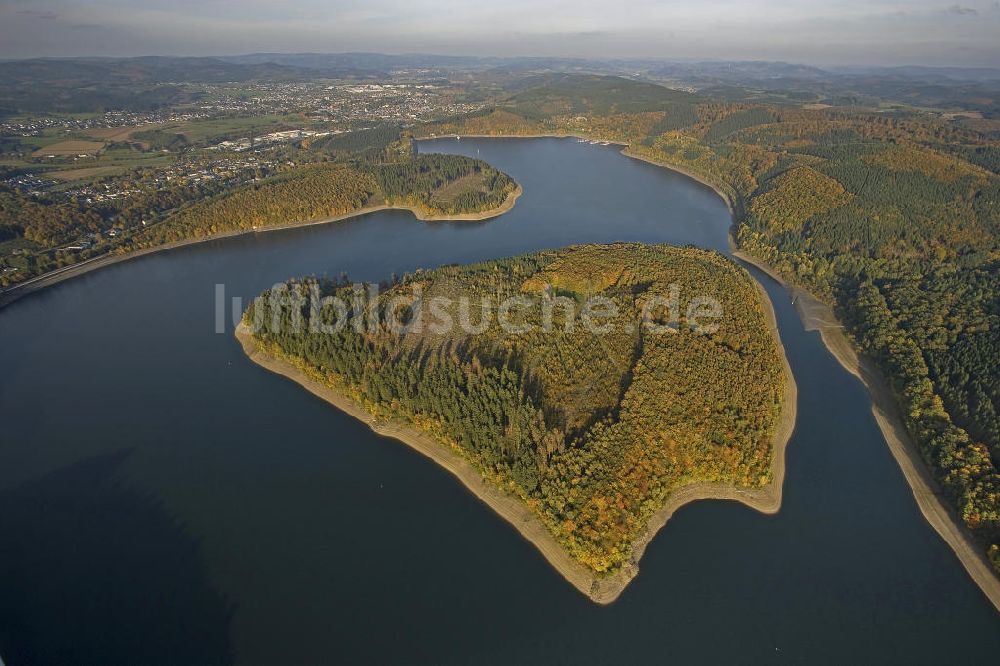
613,134 -> 1000,611
0,185 -> 521,310
235,323 -> 619,601
376,133 -> 1000,610
421,134 -> 737,213
619,147 -> 741,216
424,132 -> 612,142
12,129 -> 995,609
235,254 -> 798,604
733,250 -> 1000,613
597,271 -> 798,599
231,134 -> 798,604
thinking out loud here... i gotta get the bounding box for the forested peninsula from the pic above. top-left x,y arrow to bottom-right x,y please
0,130 -> 519,298
415,74 -> 1000,599
238,243 -> 794,601
123,153 -> 520,249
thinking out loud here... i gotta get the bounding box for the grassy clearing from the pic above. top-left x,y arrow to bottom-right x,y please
428,172 -> 485,208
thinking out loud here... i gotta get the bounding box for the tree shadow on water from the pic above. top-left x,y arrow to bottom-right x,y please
0,449 -> 234,665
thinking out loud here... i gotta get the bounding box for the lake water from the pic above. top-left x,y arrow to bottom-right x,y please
1,137 -> 998,664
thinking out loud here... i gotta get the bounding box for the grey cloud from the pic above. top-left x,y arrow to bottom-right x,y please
0,0 -> 998,66
20,9 -> 59,20
536,30 -> 609,38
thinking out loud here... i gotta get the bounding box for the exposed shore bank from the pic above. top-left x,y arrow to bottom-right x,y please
733,249 -> 1000,614
597,271 -> 798,600
235,256 -> 798,604
423,135 -> 745,226
423,133 -> 1000,610
619,147 -> 741,216
420,134 -> 734,214
607,133 -> 1000,612
0,185 -> 521,310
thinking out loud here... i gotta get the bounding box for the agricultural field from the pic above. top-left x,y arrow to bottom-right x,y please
155,114 -> 311,144
83,125 -> 148,142
46,165 -> 137,182
31,139 -> 106,158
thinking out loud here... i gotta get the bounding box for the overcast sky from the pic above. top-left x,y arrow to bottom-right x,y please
1,0 -> 998,67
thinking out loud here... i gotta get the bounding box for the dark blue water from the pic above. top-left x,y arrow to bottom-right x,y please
1,137 -> 997,664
